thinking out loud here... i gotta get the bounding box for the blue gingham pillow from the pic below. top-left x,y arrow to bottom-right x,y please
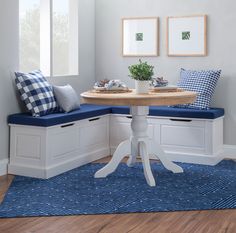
177,68 -> 221,109
15,70 -> 59,117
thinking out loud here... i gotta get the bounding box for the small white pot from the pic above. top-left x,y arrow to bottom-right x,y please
135,80 -> 150,94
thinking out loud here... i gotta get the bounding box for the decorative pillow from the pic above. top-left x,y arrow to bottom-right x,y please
15,70 -> 59,117
177,68 -> 221,109
53,84 -> 80,112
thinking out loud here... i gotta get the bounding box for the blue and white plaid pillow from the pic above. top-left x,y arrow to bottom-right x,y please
177,68 -> 221,109
15,70 -> 59,117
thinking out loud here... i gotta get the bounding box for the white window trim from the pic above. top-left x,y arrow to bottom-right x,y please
68,0 -> 79,76
40,0 -> 52,77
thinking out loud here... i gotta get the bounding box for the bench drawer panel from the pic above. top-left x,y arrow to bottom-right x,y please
156,118 -> 207,153
50,128 -> 78,157
79,123 -> 108,148
161,125 -> 205,148
79,116 -> 109,149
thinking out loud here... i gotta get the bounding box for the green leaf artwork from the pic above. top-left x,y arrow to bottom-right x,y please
182,31 -> 190,40
136,33 -> 143,41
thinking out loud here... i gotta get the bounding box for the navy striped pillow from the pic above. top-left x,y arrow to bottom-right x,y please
177,69 -> 221,109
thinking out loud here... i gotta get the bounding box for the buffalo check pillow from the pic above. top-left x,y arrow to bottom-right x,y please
177,68 -> 221,109
15,70 -> 59,117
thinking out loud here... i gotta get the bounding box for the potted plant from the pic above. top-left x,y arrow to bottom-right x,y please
128,59 -> 154,94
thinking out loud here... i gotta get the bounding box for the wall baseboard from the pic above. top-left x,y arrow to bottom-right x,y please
223,145 -> 236,160
0,159 -> 8,176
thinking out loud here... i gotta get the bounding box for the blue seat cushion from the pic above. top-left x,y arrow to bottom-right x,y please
8,104 -> 225,127
8,104 -> 111,127
111,106 -> 224,119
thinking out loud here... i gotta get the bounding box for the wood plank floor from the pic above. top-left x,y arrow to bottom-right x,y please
0,157 -> 236,233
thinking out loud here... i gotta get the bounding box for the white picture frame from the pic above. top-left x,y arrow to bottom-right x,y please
122,17 -> 159,57
167,15 -> 207,56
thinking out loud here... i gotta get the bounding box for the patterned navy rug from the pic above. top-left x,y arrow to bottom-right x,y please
0,160 -> 236,218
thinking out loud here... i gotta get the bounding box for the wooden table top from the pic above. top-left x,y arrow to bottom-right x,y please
81,89 -> 197,106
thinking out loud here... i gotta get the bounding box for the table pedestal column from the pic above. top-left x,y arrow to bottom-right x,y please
95,106 -> 183,187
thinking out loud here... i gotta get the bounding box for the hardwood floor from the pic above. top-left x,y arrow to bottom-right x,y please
0,157 -> 236,233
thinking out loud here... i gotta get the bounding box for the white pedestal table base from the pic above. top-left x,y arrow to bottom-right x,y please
95,106 -> 183,186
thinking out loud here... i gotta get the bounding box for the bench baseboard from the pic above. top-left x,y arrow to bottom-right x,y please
8,115 -> 110,179
8,148 -> 110,179
110,147 -> 223,166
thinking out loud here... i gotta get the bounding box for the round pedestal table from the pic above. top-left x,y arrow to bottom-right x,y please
81,89 -> 196,187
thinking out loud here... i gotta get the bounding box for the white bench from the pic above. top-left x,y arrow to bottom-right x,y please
8,104 -> 224,178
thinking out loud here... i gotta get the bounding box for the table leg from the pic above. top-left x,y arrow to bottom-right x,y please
151,140 -> 183,173
127,137 -> 138,167
139,140 -> 156,187
94,139 -> 131,178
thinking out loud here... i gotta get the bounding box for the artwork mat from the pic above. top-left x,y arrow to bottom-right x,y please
167,15 -> 207,56
122,17 -> 159,57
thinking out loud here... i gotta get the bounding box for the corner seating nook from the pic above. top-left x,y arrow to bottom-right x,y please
8,104 -> 224,178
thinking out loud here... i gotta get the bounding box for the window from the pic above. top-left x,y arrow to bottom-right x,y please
19,0 -> 40,72
19,0 -> 79,77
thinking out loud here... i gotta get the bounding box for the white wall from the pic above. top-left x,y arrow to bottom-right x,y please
0,0 -> 20,162
95,0 -> 236,145
0,0 -> 95,162
50,0 -> 95,94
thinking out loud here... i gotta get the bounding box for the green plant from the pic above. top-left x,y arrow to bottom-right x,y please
128,59 -> 154,81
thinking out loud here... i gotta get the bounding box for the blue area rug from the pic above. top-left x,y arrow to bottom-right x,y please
0,160 -> 236,218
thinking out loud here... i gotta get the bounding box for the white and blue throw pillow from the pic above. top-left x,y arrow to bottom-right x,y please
177,68 -> 221,109
15,70 -> 59,117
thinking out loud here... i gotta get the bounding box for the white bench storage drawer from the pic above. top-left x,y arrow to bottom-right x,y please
49,123 -> 78,159
79,117 -> 109,149
156,118 -> 206,154
110,114 -> 223,165
9,115 -> 110,178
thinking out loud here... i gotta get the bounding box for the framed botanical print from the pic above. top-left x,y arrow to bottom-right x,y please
122,17 -> 159,57
167,15 -> 207,56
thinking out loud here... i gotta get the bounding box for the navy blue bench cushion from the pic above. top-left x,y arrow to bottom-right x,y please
8,104 -> 225,127
111,106 -> 224,119
8,104 -> 111,127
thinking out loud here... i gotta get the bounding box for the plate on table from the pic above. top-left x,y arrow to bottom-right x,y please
93,86 -> 107,91
92,87 -> 132,94
149,85 -> 182,93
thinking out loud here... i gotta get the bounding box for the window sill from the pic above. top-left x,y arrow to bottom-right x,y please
46,74 -> 79,79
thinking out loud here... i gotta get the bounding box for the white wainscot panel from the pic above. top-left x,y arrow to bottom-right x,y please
79,121 -> 108,148
16,134 -> 41,159
161,125 -> 205,148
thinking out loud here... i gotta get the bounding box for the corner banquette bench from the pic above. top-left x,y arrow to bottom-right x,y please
8,104 -> 224,178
